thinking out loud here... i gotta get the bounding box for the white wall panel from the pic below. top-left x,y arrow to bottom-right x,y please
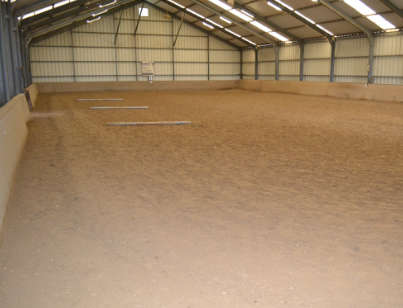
209,37 -> 236,50
174,49 -> 207,62
336,38 -> 369,57
258,62 -> 275,76
75,63 -> 115,76
210,50 -> 239,62
37,32 -> 72,46
30,47 -> 73,61
74,48 -> 115,61
73,33 -> 114,47
279,61 -> 299,76
174,63 -> 208,75
374,35 -> 403,56
31,63 -> 73,77
210,63 -> 240,75
279,45 -> 300,60
174,37 -> 207,49
259,47 -> 275,61
305,42 -> 330,59
304,59 -> 330,76
335,57 -> 368,77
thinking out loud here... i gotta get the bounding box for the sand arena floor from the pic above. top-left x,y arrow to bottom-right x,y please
0,89 -> 402,307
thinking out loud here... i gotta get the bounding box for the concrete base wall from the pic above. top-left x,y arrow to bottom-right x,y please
27,84 -> 39,107
38,81 -> 238,93
0,94 -> 30,235
238,80 -> 403,103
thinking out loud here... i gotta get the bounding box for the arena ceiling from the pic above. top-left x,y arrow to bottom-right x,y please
13,0 -> 403,47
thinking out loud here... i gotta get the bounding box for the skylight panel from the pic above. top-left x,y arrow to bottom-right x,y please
240,9 -> 254,18
54,0 -> 69,8
87,16 -> 101,23
317,24 -> 334,35
229,9 -> 253,22
269,31 -> 288,41
206,18 -> 223,28
186,8 -> 205,19
166,0 -> 185,9
343,0 -> 375,16
343,0 -> 396,30
225,28 -> 241,37
35,5 -> 52,15
250,20 -> 272,32
99,0 -> 117,8
273,0 -> 293,11
202,22 -> 214,29
241,37 -> 256,45
295,11 -> 315,24
92,9 -> 108,17
219,16 -> 232,24
208,0 -> 232,11
367,14 -> 395,30
267,2 -> 282,11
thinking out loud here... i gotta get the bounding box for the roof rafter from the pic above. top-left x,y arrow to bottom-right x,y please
145,0 -> 241,49
158,0 -> 254,46
28,0 -> 139,41
183,0 -> 277,44
377,0 -> 403,18
268,0 -> 331,38
233,0 -> 299,42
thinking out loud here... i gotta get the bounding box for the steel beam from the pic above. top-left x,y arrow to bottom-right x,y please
254,47 -> 258,80
240,49 -> 243,80
377,0 -> 403,18
134,2 -> 144,35
172,11 -> 184,47
114,10 -> 124,46
319,0 -> 374,83
20,0 -> 87,30
184,0 -> 276,44
147,0 -> 241,49
268,1 -> 331,38
29,0 -> 141,41
274,44 -> 279,80
329,38 -> 335,82
299,43 -> 304,81
233,0 -> 299,42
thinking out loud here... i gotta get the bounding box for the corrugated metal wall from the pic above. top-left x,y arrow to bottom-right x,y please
245,32 -> 403,85
30,3 -> 240,82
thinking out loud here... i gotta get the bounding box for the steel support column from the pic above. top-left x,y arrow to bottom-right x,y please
329,38 -> 335,82
299,43 -> 304,81
207,33 -> 210,81
274,45 -> 279,81
319,0 -> 374,84
254,47 -> 258,80
240,49 -> 243,80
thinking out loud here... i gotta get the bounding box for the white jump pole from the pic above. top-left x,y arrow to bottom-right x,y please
77,98 -> 124,101
106,121 -> 192,126
89,106 -> 149,110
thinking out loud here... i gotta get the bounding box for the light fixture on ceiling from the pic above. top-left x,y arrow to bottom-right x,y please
166,0 -> 185,9
220,16 -> 232,24
229,9 -> 253,22
186,8 -> 205,19
202,22 -> 214,29
208,0 -> 232,11
267,2 -> 282,11
87,16 -> 102,23
250,20 -> 272,32
206,18 -> 223,28
92,9 -> 108,17
99,0 -> 117,8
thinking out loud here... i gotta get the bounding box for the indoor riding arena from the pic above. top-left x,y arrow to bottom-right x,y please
0,0 -> 402,307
